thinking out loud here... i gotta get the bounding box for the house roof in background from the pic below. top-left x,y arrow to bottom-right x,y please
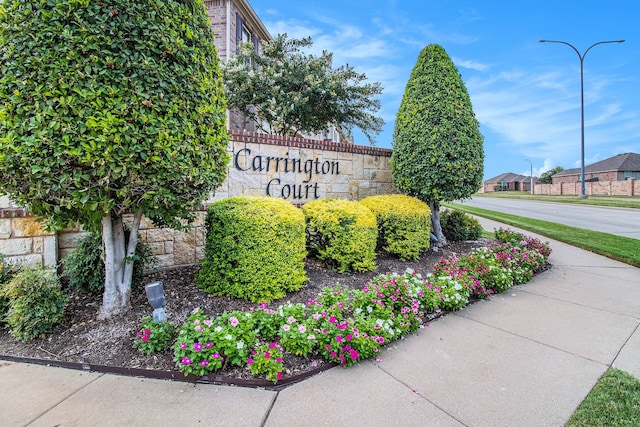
554,152 -> 640,176
484,172 -> 537,183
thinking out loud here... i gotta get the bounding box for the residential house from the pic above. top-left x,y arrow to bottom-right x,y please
482,173 -> 537,193
204,0 -> 271,133
204,0 -> 350,142
552,152 -> 640,184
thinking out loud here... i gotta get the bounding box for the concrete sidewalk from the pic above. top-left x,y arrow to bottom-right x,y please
1,218 -> 639,426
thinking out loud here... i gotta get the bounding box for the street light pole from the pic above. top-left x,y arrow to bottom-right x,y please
539,39 -> 624,199
525,159 -> 533,195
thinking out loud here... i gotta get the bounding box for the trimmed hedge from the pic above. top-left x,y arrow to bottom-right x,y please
196,196 -> 307,302
302,199 -> 377,273
440,209 -> 483,241
360,194 -> 431,261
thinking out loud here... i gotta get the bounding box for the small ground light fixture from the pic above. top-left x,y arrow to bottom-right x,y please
145,281 -> 167,322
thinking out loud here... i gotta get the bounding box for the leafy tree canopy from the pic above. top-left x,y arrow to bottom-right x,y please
0,0 -> 229,231
0,0 -> 229,318
539,166 -> 564,184
222,34 -> 384,144
391,44 -> 484,244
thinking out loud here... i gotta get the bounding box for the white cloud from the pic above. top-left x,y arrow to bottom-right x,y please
452,57 -> 490,72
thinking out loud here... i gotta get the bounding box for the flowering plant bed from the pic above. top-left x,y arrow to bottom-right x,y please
0,229 -> 550,387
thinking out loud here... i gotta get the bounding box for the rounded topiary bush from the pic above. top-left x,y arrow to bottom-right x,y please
196,196 -> 307,302
360,194 -> 431,261
440,209 -> 483,242
0,267 -> 67,341
302,199 -> 377,273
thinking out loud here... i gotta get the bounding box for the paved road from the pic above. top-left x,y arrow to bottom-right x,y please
459,197 -> 640,239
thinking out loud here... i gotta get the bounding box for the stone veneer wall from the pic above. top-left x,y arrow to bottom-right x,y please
0,132 -> 395,269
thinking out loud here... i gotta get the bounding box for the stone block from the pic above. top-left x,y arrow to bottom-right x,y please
43,236 -> 57,268
145,229 -> 174,243
147,242 -> 166,256
6,254 -> 42,268
196,246 -> 206,262
155,254 -> 174,268
164,241 -> 174,254
33,237 -> 43,253
195,228 -> 206,247
0,219 -> 11,239
0,238 -> 32,256
58,231 -> 90,249
13,217 -> 53,237
173,245 -> 195,266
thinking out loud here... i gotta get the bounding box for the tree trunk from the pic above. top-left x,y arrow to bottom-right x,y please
429,201 -> 448,247
98,211 -> 143,319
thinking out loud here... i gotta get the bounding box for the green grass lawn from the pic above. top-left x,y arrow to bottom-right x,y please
566,369 -> 640,427
444,202 -> 640,268
474,192 -> 640,209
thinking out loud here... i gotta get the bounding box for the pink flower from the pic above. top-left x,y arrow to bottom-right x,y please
212,352 -> 221,359
192,342 -> 203,351
325,344 -> 331,351
247,358 -> 254,365
181,357 -> 192,365
269,342 -> 278,349
229,316 -> 239,327
205,342 -> 213,348
180,342 -> 187,349
350,349 -> 359,360
298,324 -> 307,333
282,325 -> 291,332
336,335 -> 343,343
265,351 -> 271,359
346,334 -> 353,341
144,329 -> 151,335
276,357 -> 283,363
200,360 -> 209,366
141,335 -> 149,343
329,316 -> 337,323
276,372 -> 283,380
288,316 -> 297,324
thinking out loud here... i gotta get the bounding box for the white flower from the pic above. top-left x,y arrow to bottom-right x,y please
236,341 -> 244,349
225,334 -> 233,340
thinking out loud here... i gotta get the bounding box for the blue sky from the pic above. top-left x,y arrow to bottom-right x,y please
248,0 -> 639,180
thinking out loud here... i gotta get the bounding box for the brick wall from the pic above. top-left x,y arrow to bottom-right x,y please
534,179 -> 637,196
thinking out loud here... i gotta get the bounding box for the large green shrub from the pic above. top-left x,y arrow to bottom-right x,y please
0,267 -> 67,341
63,231 -> 156,294
302,199 -> 377,273
440,209 -> 483,242
392,44 -> 484,245
360,194 -> 431,261
196,196 -> 307,302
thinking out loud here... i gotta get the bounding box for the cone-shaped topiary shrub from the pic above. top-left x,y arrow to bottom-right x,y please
360,194 -> 431,261
196,196 -> 307,302
302,199 -> 377,273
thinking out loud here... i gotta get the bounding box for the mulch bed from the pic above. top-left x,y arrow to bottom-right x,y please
0,241 -> 488,388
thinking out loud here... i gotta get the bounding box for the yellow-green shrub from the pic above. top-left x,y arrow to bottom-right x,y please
196,196 -> 307,302
302,199 -> 377,273
360,194 -> 431,261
